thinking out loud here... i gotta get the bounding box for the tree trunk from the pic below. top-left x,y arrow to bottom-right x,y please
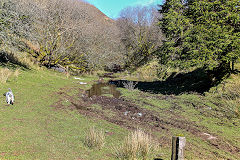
232,60 -> 235,71
219,61 -> 231,74
214,61 -> 231,84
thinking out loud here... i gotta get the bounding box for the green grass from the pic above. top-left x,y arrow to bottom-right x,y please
118,86 -> 240,159
0,68 -> 129,159
0,65 -> 239,159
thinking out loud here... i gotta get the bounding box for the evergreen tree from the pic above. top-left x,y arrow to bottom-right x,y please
158,0 -> 191,68
158,0 -> 240,75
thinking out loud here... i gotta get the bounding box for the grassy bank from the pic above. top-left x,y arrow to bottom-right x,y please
0,68 -> 128,159
0,65 -> 239,159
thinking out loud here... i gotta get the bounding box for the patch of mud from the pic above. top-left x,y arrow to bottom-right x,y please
81,95 -> 206,135
52,87 -> 240,159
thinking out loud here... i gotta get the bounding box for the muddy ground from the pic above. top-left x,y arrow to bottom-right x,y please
53,87 -> 240,160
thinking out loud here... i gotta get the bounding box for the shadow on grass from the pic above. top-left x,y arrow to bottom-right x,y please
109,68 -> 214,95
0,51 -> 30,70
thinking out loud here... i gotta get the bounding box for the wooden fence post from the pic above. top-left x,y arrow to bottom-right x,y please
171,136 -> 186,160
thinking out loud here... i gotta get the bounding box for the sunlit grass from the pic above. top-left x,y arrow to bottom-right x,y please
0,68 -> 20,83
0,62 -> 239,159
84,127 -> 105,149
113,129 -> 158,160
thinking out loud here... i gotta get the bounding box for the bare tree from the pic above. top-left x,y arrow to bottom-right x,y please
116,5 -> 162,71
0,0 -> 32,54
19,0 -> 125,71
1,0 -> 126,72
20,0 -> 87,69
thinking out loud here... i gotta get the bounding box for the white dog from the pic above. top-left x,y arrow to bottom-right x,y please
5,88 -> 14,105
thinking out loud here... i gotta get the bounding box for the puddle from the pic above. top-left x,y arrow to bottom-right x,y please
87,83 -> 121,98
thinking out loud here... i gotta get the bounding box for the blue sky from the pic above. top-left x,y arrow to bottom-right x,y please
86,0 -> 163,19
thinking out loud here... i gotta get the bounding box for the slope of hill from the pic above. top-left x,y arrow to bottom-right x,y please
80,1 -> 114,23
0,1 -> 239,159
4,0 -> 124,71
0,64 -> 239,159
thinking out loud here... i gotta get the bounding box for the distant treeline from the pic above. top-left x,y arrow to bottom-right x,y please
0,0 -> 239,78
0,0 -> 161,73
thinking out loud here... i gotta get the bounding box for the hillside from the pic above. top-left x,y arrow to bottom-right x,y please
80,1 -> 114,23
1,0 -> 124,71
0,64 -> 239,159
0,0 -> 239,159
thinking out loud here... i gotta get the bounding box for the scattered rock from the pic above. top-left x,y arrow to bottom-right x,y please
74,77 -> 84,80
202,133 -> 217,140
51,66 -> 66,73
124,111 -> 129,116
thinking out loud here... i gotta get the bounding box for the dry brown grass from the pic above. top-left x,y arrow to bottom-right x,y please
0,68 -> 12,83
13,68 -> 20,77
84,127 -> 105,149
19,55 -> 42,70
113,129 -> 157,160
0,68 -> 20,83
122,81 -> 138,90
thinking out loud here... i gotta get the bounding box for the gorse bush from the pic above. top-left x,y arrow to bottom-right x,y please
225,99 -> 240,118
224,77 -> 240,100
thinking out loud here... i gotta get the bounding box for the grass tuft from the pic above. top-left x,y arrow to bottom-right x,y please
122,81 -> 138,90
113,129 -> 156,160
19,55 -> 42,70
0,68 -> 20,83
0,68 -> 12,83
84,127 -> 105,149
13,68 -> 20,77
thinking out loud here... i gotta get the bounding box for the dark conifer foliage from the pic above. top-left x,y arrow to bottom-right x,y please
158,0 -> 240,75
